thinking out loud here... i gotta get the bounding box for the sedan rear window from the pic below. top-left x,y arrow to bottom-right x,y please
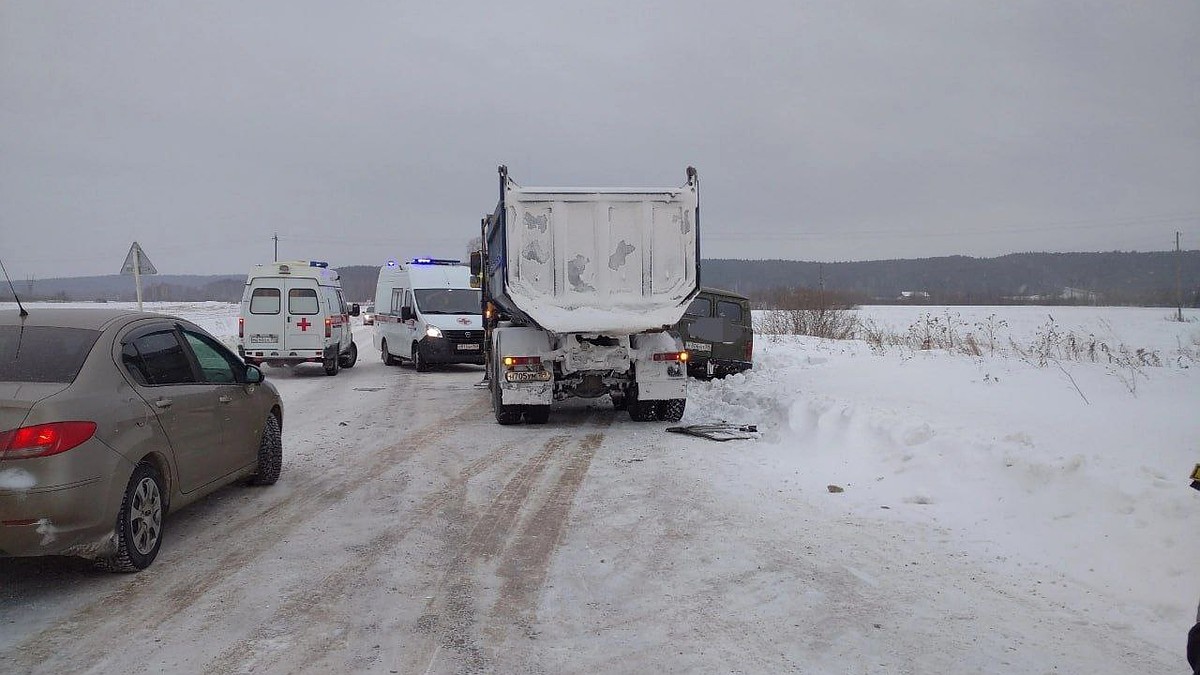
0,326 -> 101,383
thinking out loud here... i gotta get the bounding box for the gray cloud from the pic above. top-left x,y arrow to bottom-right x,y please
2,0 -> 1197,279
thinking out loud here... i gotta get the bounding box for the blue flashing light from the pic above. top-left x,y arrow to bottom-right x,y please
410,258 -> 462,266
386,259 -> 399,268
309,261 -> 329,268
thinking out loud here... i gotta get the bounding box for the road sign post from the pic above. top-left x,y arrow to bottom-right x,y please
120,242 -> 158,311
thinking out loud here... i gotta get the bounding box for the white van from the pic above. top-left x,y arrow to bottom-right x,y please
373,258 -> 484,371
238,260 -> 360,376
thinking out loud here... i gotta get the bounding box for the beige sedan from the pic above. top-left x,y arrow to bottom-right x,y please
0,308 -> 283,571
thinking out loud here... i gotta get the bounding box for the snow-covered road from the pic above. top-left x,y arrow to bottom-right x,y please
0,314 -> 1189,673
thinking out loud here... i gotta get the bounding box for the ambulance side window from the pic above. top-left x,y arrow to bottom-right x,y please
391,289 -> 403,314
402,290 -> 413,313
250,288 -> 281,315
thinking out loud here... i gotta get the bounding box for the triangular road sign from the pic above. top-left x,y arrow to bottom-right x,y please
120,242 -> 158,275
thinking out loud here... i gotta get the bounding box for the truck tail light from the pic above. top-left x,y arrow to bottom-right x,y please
0,422 -> 98,460
503,356 -> 541,367
745,336 -> 753,361
238,317 -> 244,339
653,351 -> 689,362
325,317 -> 332,338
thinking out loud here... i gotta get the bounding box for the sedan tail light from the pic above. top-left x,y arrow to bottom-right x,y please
0,421 -> 98,460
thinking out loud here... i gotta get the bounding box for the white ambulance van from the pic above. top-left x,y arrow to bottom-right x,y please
373,258 -> 484,371
238,260 -> 360,376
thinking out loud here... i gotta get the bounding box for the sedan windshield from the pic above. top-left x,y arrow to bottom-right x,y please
0,326 -> 101,383
414,288 -> 481,315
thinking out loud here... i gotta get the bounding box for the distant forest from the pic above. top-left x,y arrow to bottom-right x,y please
10,251 -> 1200,307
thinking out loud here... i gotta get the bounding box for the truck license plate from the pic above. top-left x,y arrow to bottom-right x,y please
685,341 -> 712,353
456,343 -> 481,351
506,371 -> 551,382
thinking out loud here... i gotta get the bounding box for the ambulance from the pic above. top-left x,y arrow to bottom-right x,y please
372,258 -> 485,371
237,260 -> 360,375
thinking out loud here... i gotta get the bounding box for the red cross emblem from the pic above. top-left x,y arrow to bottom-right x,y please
296,318 -> 311,331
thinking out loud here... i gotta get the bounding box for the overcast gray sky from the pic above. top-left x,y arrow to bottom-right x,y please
2,1 -> 1198,279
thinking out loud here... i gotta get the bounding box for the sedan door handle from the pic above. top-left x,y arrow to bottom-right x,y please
218,395 -> 232,404
154,398 -> 173,409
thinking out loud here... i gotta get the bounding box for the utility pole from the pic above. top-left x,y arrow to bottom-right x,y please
1177,231 -> 1184,322
273,232 -> 279,262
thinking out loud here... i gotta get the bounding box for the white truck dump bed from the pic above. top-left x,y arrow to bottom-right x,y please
486,167 -> 700,334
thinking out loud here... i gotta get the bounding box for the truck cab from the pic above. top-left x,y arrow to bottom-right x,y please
237,260 -> 359,376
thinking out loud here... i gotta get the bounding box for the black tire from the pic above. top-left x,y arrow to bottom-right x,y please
610,393 -> 627,411
413,343 -> 431,372
340,341 -> 358,368
524,405 -> 550,424
627,385 -> 659,422
323,351 -> 340,376
382,340 -> 398,366
657,398 -> 686,422
492,362 -> 522,425
250,414 -> 282,486
101,462 -> 165,573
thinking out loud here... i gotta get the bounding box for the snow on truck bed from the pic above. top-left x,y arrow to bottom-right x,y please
497,180 -> 699,334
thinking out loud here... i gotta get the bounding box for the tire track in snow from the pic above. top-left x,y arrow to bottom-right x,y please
5,386 -> 483,674
203,439 -> 519,675
407,412 -> 611,674
487,428 -> 608,644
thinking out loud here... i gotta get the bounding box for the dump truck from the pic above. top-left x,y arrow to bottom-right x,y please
471,166 -> 700,425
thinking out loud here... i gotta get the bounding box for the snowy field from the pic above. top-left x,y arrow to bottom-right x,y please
3,301 -> 1198,670
696,304 -> 1200,656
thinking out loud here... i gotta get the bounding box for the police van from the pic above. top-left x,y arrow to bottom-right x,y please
238,260 -> 360,376
372,258 -> 484,371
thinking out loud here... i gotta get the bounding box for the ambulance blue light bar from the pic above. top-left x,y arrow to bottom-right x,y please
410,258 -> 461,265
309,261 -> 329,268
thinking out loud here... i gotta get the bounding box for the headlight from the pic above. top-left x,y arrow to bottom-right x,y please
425,326 -> 443,338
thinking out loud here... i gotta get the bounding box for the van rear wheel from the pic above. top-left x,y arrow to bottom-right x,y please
339,341 -> 358,368
323,352 -> 340,376
381,340 -> 398,366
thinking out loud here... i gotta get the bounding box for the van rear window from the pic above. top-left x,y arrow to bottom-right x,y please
0,326 -> 101,383
685,297 -> 711,317
288,288 -> 319,315
250,288 -> 281,314
716,300 -> 744,324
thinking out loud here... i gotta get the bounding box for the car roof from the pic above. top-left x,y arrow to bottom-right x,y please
0,308 -> 172,331
698,287 -> 751,302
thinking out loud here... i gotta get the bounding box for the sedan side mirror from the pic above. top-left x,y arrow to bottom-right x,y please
350,303 -> 360,316
244,364 -> 265,384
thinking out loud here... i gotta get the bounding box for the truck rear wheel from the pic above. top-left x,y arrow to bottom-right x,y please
627,385 -> 659,422
524,405 -> 550,424
492,382 -> 523,425
657,398 -> 686,422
